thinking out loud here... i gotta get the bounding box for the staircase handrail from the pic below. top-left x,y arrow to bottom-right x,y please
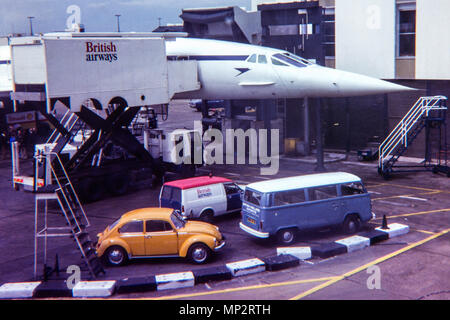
42,150 -> 90,228
379,96 -> 447,170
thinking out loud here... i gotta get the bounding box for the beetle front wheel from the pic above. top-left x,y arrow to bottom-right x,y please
188,243 -> 211,264
104,246 -> 128,266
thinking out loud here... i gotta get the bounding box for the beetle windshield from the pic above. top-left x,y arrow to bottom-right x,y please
272,53 -> 313,68
171,210 -> 186,229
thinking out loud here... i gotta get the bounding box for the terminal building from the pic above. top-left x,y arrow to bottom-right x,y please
172,0 -> 450,162
1,1 -> 449,166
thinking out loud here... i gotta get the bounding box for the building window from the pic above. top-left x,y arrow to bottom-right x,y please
322,15 -> 335,57
397,8 -> 416,57
322,8 -> 335,58
268,24 -> 299,36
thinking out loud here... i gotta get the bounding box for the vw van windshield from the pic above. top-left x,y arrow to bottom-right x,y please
244,189 -> 263,207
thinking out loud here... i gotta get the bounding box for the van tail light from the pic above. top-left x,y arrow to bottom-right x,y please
260,221 -> 263,230
181,205 -> 185,213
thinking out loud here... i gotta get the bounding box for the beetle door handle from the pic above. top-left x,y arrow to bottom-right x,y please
145,235 -> 152,239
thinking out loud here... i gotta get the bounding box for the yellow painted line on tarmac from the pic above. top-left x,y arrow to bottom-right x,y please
142,276 -> 339,300
372,208 -> 450,220
371,190 -> 440,202
382,183 -> 449,194
289,227 -> 450,300
366,183 -> 388,188
414,229 -> 437,235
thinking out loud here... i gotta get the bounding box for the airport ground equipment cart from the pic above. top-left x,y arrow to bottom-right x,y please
9,32 -> 201,202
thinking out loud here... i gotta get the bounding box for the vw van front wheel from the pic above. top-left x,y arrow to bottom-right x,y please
277,228 -> 296,245
343,215 -> 361,234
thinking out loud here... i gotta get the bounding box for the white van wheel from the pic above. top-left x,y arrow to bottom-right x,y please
277,229 -> 296,245
200,210 -> 214,223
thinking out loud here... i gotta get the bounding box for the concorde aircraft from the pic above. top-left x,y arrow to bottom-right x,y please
165,37 -> 413,100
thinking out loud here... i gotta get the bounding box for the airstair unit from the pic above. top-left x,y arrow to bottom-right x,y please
31,145 -> 105,280
378,95 -> 448,179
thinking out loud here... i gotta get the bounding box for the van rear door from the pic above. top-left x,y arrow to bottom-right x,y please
160,185 -> 182,210
241,188 -> 264,230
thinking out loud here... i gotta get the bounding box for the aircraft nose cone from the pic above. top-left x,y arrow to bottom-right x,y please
332,69 -> 416,96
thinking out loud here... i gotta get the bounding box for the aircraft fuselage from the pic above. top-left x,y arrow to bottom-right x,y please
165,37 -> 413,100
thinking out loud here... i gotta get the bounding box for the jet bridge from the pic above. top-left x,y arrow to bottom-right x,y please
9,32 -> 200,201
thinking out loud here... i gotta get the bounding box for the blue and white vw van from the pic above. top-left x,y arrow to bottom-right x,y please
239,172 -> 373,244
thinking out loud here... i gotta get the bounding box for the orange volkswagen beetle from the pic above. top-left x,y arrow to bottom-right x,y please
96,207 -> 225,266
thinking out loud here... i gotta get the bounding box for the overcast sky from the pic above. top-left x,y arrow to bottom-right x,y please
0,0 -> 252,36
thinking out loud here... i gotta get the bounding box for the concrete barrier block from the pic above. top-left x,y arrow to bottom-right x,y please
193,265 -> 232,284
311,242 -> 347,259
0,282 -> 41,299
155,272 -> 195,291
72,280 -> 116,298
115,276 -> 157,294
34,280 -> 72,298
358,230 -> 389,245
376,223 -> 410,238
263,254 -> 300,271
277,247 -> 312,260
335,235 -> 370,253
226,258 -> 266,277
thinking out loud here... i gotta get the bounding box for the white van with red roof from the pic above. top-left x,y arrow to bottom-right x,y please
159,176 -> 243,221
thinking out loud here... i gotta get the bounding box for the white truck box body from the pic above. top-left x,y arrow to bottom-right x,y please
0,45 -> 13,95
9,33 -> 200,112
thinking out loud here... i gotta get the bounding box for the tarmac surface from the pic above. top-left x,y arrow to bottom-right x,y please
0,101 -> 449,300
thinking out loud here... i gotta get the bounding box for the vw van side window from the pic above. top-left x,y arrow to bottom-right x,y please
341,182 -> 365,196
244,189 -> 263,206
146,220 -> 173,232
308,185 -> 338,201
119,220 -> 143,234
273,189 -> 306,206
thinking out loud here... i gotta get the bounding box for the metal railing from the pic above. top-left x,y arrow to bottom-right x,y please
378,96 -> 448,172
35,146 -> 90,228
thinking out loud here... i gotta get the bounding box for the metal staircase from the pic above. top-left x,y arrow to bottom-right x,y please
378,96 -> 448,179
33,146 -> 105,280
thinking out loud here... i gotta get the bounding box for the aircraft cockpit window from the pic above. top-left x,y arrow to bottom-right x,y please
271,57 -> 289,66
247,54 -> 257,63
258,55 -> 267,64
285,53 -> 313,66
273,53 -> 311,68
